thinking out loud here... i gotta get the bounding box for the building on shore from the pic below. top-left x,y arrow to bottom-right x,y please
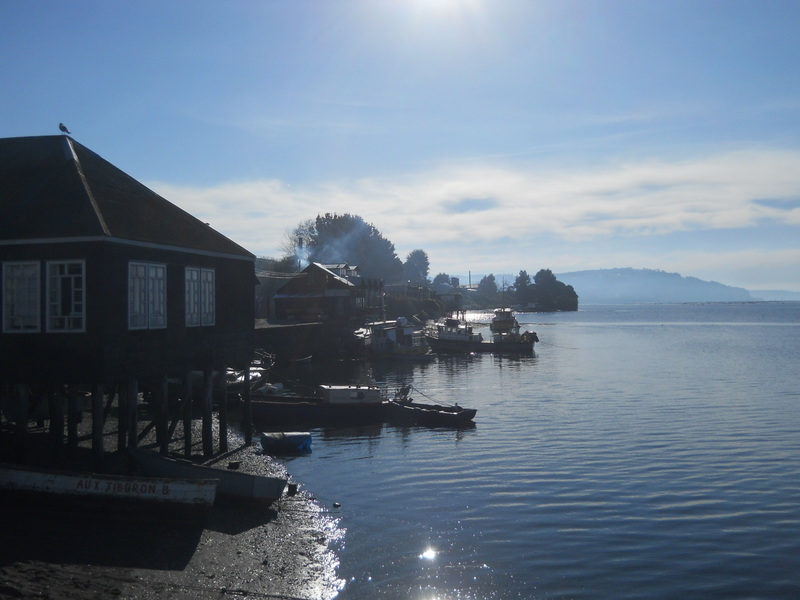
0,135 -> 257,461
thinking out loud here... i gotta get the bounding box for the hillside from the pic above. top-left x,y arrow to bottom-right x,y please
556,268 -> 753,304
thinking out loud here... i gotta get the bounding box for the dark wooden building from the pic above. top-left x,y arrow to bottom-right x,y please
0,135 -> 256,458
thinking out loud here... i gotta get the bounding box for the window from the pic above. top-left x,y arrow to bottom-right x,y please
3,262 -> 40,333
128,262 -> 166,330
47,261 -> 85,332
185,267 -> 215,326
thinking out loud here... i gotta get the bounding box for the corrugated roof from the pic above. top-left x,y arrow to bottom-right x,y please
0,135 -> 253,258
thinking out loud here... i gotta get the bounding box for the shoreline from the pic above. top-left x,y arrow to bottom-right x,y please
0,410 -> 344,600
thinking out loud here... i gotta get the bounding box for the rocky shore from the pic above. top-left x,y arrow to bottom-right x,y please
0,410 -> 344,600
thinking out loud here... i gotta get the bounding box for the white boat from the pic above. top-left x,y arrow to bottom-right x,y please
0,462 -> 217,518
425,309 -> 538,354
129,448 -> 287,506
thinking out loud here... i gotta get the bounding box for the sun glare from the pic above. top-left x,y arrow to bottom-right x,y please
420,547 -> 437,560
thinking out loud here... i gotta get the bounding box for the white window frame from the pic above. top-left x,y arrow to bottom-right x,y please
128,261 -> 167,330
2,261 -> 41,333
46,260 -> 86,332
185,267 -> 215,327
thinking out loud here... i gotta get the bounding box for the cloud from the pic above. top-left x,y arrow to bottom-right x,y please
149,146 -> 800,290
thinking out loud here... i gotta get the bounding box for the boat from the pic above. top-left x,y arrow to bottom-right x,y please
424,309 -> 538,353
128,448 -> 287,506
353,318 -> 434,361
0,462 -> 218,518
251,384 -> 389,426
251,384 -> 477,428
259,431 -> 313,454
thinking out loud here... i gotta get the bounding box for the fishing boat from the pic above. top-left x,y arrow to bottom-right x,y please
424,309 -> 538,353
128,448 -> 287,506
353,318 -> 434,361
0,462 -> 217,517
386,398 -> 476,427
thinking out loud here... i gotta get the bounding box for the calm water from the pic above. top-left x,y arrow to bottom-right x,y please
277,303 -> 800,599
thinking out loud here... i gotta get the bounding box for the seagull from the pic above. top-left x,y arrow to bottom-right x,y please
59,123 -> 71,134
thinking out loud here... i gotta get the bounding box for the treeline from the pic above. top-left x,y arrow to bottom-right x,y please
258,212 -> 578,313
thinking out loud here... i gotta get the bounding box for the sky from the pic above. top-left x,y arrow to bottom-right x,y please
3,0 -> 800,292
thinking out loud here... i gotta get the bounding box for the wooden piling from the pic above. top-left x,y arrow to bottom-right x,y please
243,367 -> 253,445
91,383 -> 104,468
67,384 -> 79,451
157,376 -> 169,455
182,373 -> 193,457
202,368 -> 213,458
218,365 -> 228,453
127,379 -> 139,449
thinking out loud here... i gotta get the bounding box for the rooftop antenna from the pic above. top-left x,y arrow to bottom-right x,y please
59,123 -> 71,135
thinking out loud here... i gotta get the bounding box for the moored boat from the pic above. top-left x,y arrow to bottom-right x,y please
259,431 -> 313,454
251,384 -> 477,428
0,462 -> 217,518
129,448 -> 287,506
353,318 -> 434,361
424,309 -> 538,354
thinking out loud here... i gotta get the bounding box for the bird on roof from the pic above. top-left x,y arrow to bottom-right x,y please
59,123 -> 71,134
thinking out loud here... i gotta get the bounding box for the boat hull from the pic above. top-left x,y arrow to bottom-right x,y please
0,463 -> 217,518
424,334 -> 534,354
386,400 -> 477,427
129,449 -> 287,506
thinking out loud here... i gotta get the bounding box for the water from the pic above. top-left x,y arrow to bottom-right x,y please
277,303 -> 800,599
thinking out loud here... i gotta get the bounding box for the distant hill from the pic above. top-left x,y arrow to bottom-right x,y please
556,268 -> 753,304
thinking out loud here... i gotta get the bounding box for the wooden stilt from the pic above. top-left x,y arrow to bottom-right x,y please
182,373 -> 193,457
48,387 -> 64,453
157,376 -> 169,454
16,384 -> 29,461
91,383 -> 105,469
243,367 -> 253,445
117,383 -> 128,451
202,368 -> 213,458
127,379 -> 139,449
67,384 -> 79,452
218,366 -> 228,453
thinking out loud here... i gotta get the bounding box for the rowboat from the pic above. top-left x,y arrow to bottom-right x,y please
129,448 -> 287,506
0,462 -> 217,518
386,399 -> 477,427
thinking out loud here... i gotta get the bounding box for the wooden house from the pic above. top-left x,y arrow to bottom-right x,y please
0,135 -> 255,385
271,262 -> 359,323
1,135 -> 258,459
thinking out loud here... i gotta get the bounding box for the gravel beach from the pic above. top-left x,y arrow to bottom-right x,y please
0,408 -> 344,600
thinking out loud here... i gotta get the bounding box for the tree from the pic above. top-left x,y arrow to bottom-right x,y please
476,274 -> 498,304
403,249 -> 430,284
285,213 -> 404,281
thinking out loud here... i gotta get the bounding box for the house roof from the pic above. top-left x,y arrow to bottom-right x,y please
0,135 -> 253,258
275,262 -> 355,296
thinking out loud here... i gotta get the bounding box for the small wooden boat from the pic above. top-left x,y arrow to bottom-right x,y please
386,399 -> 477,427
0,462 -> 217,518
129,448 -> 287,506
251,384 -> 390,426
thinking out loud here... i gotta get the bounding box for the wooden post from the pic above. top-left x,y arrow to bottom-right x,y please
91,383 -> 105,469
218,366 -> 228,453
202,368 -> 213,458
182,373 -> 193,457
15,384 -> 29,461
157,376 -> 169,454
67,384 -> 79,452
243,367 -> 253,445
117,383 -> 128,451
48,387 -> 64,453
127,379 -> 139,449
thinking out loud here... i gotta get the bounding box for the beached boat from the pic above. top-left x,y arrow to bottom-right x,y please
129,448 -> 287,506
424,309 -> 538,353
0,462 -> 217,517
353,318 -> 434,361
251,384 -> 477,428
